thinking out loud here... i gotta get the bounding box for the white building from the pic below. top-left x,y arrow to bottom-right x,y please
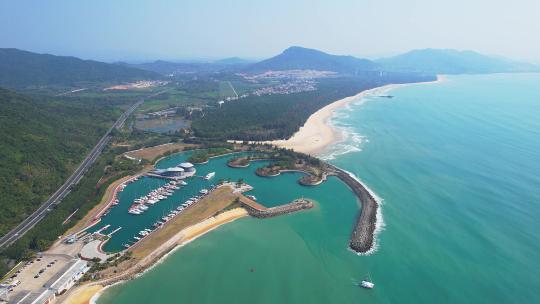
46,259 -> 89,295
9,259 -> 89,304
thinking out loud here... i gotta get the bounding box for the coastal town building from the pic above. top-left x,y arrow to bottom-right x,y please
5,259 -> 89,304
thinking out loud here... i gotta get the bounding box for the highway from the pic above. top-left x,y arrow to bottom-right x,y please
0,96 -> 148,251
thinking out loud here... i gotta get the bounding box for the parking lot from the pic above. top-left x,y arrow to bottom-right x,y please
7,253 -> 73,297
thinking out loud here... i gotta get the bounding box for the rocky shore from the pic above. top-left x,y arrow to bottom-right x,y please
227,152 -> 377,253
240,198 -> 313,218
327,165 -> 378,253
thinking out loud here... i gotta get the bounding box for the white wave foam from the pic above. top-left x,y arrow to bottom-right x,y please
321,144 -> 362,161
341,169 -> 385,256
320,125 -> 366,160
320,89 -> 381,160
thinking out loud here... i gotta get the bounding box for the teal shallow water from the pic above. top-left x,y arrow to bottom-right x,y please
98,74 -> 540,303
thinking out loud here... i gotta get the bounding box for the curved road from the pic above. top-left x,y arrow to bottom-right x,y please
0,94 -> 154,251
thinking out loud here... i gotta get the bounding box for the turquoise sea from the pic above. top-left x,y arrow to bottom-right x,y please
97,74 -> 540,303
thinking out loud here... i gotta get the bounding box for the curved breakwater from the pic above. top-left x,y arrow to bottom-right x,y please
327,165 -> 380,253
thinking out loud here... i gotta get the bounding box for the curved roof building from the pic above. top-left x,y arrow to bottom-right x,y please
167,167 -> 184,172
179,162 -> 194,169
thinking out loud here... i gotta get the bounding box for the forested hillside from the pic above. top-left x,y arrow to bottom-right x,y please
245,46 -> 378,74
192,73 -> 435,140
0,88 -> 122,236
0,48 -> 161,89
122,59 -> 250,75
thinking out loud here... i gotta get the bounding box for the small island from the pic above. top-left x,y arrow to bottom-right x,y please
188,147 -> 233,164
229,150 -> 327,186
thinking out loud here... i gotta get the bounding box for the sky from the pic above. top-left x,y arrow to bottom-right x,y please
1,0 -> 539,63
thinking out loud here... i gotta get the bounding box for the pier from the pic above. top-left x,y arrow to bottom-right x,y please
107,227 -> 122,238
95,225 -> 110,235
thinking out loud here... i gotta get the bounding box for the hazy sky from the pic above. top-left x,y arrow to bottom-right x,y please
1,0 -> 539,63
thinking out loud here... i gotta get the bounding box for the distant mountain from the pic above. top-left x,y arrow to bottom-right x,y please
376,49 -> 539,74
246,46 -> 379,74
0,48 -> 161,89
121,60 -> 203,75
123,58 -> 252,75
214,57 -> 253,65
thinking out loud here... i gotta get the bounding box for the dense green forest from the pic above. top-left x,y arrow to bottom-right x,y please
0,48 -> 161,89
0,147 -> 141,275
0,88 -> 124,237
192,73 -> 435,140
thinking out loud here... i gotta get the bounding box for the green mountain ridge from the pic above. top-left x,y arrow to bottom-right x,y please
0,87 -> 120,237
121,58 -> 253,75
245,46 -> 379,74
0,48 -> 161,89
376,49 -> 539,74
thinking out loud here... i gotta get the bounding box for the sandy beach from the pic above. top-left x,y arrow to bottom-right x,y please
62,208 -> 248,304
269,76 -> 444,155
63,285 -> 103,304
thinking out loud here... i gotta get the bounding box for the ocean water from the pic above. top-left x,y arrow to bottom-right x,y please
97,74 -> 540,303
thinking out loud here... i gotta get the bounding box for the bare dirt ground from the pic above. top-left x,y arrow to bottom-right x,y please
124,142 -> 197,162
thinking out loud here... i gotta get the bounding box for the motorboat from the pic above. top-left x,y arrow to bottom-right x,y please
360,280 -> 374,289
360,275 -> 375,289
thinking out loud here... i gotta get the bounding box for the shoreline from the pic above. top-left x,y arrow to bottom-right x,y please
61,77 -> 448,302
64,208 -> 248,304
269,76 -> 445,156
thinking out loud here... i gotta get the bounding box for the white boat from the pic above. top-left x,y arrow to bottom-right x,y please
199,189 -> 209,195
360,280 -> 374,289
360,276 -> 375,289
205,172 -> 216,180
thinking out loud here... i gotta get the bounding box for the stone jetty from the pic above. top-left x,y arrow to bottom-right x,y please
327,165 -> 378,253
240,198 -> 313,218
